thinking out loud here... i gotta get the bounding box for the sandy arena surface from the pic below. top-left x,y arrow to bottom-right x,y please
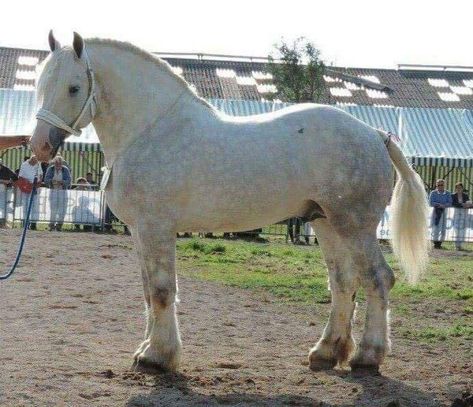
0,230 -> 471,406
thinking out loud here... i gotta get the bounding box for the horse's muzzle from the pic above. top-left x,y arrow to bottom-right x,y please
49,127 -> 69,157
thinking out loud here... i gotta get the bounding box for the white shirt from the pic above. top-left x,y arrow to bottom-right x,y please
51,168 -> 63,189
19,160 -> 43,183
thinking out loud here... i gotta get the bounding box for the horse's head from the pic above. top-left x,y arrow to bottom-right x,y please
31,31 -> 97,162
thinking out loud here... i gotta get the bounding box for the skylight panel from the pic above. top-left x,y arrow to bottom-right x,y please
236,76 -> 257,86
216,69 -> 236,78
366,89 -> 388,99
428,78 -> 449,87
13,83 -> 35,90
438,92 -> 460,102
450,86 -> 472,95
17,56 -> 39,66
360,75 -> 380,84
252,71 -> 272,80
323,75 -> 338,82
257,84 -> 277,94
171,66 -> 183,76
329,87 -> 352,97
15,70 -> 36,80
463,79 -> 473,88
344,81 -> 361,90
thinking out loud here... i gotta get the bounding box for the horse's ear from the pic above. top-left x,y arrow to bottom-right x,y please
73,32 -> 84,59
48,30 -> 61,52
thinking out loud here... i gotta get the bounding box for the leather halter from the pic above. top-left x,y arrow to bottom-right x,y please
36,46 -> 97,154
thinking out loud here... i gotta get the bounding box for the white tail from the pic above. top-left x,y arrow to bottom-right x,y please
379,131 -> 430,284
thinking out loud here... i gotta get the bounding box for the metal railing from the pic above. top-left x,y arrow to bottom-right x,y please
2,185 -> 473,243
10,186 -> 103,227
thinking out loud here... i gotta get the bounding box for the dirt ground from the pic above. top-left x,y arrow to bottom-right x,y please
0,230 -> 471,407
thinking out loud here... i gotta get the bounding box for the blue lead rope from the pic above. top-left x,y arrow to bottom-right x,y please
0,177 -> 38,281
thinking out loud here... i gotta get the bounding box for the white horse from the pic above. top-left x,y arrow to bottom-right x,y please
30,32 -> 429,373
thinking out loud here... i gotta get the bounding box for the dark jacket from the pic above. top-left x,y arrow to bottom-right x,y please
0,164 -> 18,181
44,165 -> 72,189
451,192 -> 470,208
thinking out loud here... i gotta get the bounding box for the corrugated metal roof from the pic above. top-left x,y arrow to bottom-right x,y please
342,105 -> 473,166
2,89 -> 473,166
0,89 -> 99,143
209,99 -> 473,167
4,46 -> 473,108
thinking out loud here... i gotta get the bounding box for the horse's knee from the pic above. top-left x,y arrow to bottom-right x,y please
374,265 -> 395,293
362,264 -> 395,296
150,285 -> 175,309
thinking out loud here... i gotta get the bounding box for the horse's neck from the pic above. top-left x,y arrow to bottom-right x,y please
87,43 -> 202,165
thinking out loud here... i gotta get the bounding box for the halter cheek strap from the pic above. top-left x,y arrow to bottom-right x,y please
36,46 -> 97,137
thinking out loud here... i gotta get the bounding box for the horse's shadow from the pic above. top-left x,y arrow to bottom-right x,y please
126,369 -> 445,407
325,369 -> 443,407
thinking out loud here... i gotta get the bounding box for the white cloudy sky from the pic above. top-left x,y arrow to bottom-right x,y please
1,0 -> 472,68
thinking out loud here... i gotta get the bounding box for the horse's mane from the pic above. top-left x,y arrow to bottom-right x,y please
86,38 -> 213,109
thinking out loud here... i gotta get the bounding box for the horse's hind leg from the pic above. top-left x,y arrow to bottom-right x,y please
308,219 -> 359,370
349,236 -> 395,371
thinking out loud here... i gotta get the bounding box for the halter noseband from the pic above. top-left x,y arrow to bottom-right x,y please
36,46 -> 97,148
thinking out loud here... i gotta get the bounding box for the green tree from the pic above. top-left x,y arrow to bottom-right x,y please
267,37 -> 325,103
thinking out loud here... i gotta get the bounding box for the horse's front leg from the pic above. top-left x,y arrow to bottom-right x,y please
131,230 -> 154,359
132,222 -> 181,372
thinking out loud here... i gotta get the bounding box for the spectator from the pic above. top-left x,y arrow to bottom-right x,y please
44,156 -> 71,190
451,182 -> 472,251
74,177 -> 88,189
18,155 -> 43,230
0,159 -> 18,227
44,156 -> 71,231
288,217 -> 305,245
303,221 -> 312,245
86,172 -> 96,186
19,155 -> 43,184
40,161 -> 49,179
429,179 -> 452,249
73,177 -> 93,231
0,158 -> 18,186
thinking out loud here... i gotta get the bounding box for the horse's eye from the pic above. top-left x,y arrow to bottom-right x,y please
69,85 -> 80,95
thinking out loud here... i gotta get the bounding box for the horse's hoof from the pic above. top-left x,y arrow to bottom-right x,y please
308,354 -> 337,371
132,358 -> 168,374
349,348 -> 383,375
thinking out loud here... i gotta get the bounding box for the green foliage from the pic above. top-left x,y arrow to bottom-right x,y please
182,240 -> 226,255
177,238 -> 473,307
401,323 -> 473,343
178,238 -> 330,303
267,37 -> 325,103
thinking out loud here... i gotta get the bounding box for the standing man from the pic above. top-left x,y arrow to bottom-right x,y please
85,172 -> 98,190
429,179 -> 452,249
44,156 -> 71,231
19,155 -> 43,185
18,155 -> 43,229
